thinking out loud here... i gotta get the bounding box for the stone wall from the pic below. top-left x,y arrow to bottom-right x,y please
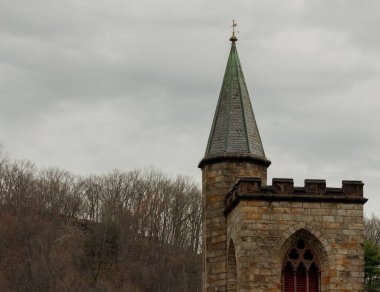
226,177 -> 366,292
201,161 -> 268,291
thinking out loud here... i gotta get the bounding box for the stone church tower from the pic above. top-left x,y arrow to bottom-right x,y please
199,32 -> 367,291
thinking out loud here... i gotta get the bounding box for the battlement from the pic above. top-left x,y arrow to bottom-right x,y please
225,177 -> 367,215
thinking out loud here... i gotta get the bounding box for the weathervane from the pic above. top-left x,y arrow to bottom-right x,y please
230,19 -> 238,43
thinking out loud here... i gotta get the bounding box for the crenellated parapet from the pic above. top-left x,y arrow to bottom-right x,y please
225,177 -> 367,215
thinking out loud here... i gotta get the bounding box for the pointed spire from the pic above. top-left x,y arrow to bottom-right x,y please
199,31 -> 270,167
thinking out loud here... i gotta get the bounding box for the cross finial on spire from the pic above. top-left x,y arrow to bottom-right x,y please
230,19 -> 238,44
232,19 -> 237,35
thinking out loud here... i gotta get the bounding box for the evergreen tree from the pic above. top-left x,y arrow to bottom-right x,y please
365,240 -> 380,291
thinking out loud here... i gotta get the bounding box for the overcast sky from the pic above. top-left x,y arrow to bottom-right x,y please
0,0 -> 379,215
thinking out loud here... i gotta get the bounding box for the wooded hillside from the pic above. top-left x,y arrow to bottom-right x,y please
1,152 -> 379,291
0,153 -> 201,291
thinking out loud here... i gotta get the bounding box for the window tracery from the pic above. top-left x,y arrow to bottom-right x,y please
282,239 -> 320,292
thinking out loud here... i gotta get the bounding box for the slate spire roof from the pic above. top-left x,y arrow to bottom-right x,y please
201,35 -> 271,167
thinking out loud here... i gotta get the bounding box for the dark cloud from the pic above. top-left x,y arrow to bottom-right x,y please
0,0 -> 379,215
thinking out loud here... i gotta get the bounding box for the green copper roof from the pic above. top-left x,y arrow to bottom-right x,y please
203,41 -> 269,163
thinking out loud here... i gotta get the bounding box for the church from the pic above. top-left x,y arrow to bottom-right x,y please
198,29 -> 367,291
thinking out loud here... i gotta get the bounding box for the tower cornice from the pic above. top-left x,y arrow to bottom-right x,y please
198,153 -> 271,169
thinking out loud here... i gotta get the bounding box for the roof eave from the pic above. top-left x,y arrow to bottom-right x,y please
198,153 -> 271,169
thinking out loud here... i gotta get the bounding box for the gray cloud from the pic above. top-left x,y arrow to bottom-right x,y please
0,0 -> 379,215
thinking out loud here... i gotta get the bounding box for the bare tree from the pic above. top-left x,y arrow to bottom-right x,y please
365,215 -> 380,245
0,155 -> 202,291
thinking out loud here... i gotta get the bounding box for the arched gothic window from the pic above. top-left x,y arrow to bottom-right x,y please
282,239 -> 320,292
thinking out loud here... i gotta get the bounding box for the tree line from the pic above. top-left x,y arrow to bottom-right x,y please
0,152 -> 202,291
1,149 -> 380,291
364,215 -> 380,292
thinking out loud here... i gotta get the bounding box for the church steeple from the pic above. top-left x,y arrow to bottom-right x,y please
199,28 -> 271,291
199,31 -> 270,167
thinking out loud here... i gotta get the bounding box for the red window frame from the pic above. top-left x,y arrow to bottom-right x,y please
282,240 -> 320,292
